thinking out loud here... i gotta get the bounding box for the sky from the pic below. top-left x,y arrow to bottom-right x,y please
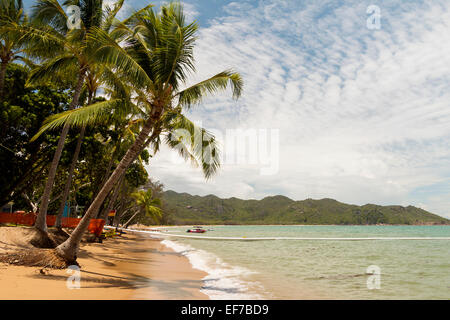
23,1 -> 450,218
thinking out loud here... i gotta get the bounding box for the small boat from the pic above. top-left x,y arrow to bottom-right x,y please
187,226 -> 206,233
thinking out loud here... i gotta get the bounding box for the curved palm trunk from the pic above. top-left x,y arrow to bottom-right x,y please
55,118 -> 155,262
113,208 -> 125,227
123,210 -> 140,228
94,159 -> 114,219
34,69 -> 86,232
55,124 -> 87,228
113,192 -> 129,227
89,138 -> 122,220
101,175 -> 124,224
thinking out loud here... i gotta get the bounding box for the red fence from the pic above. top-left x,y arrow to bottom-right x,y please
0,212 -> 105,236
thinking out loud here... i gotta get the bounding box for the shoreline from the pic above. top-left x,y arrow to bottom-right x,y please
130,223 -> 450,228
0,229 -> 208,300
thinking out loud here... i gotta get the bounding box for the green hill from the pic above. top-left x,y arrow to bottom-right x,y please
162,190 -> 450,225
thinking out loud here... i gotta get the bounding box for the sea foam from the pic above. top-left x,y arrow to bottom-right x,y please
161,239 -> 266,299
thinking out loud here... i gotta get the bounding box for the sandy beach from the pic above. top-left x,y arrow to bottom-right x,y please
0,228 -> 208,300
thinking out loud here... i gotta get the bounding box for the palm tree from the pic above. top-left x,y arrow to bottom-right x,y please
35,3 -> 242,262
24,0 -> 140,232
0,0 -> 33,99
22,0 -> 96,232
55,56 -> 127,227
101,174 -> 124,223
55,0 -> 137,228
123,189 -> 162,228
54,80 -> 93,229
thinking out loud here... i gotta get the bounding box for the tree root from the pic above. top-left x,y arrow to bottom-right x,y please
29,229 -> 57,249
0,248 -> 77,269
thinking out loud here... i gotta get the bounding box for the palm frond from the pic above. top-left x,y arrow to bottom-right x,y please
87,26 -> 154,90
27,54 -> 78,85
130,188 -> 162,221
98,65 -> 131,99
151,3 -> 197,91
12,54 -> 36,68
101,0 -> 124,32
5,23 -> 66,59
0,0 -> 26,25
120,3 -> 154,27
146,205 -> 162,219
31,98 -> 124,141
176,70 -> 243,108
31,0 -> 68,33
164,113 -> 221,179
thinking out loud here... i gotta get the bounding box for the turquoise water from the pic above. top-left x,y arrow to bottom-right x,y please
161,225 -> 450,299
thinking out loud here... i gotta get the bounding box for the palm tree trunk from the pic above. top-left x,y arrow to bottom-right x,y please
94,138 -> 122,218
102,175 -> 124,224
34,69 -> 86,232
55,90 -> 94,228
123,210 -> 140,228
55,118 -> 155,262
113,191 -> 129,227
0,60 -> 8,101
55,124 -> 87,228
113,208 -> 125,227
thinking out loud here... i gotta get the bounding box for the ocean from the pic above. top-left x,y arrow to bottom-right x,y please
159,225 -> 450,299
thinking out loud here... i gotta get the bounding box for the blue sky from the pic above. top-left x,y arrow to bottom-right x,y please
22,1 -> 450,218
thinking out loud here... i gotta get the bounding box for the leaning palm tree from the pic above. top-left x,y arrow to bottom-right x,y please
0,0 -> 34,99
21,0 -> 100,233
98,122 -> 145,222
123,189 -> 162,228
55,63 -> 129,227
35,3 -> 242,263
25,0 -> 148,233
54,0 -> 133,228
54,78 -> 93,229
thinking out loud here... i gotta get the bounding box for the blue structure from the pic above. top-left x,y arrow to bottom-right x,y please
63,203 -> 70,217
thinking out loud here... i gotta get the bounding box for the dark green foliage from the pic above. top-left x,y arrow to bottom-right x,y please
163,190 -> 450,225
125,163 -> 149,189
0,63 -> 150,214
0,63 -> 71,207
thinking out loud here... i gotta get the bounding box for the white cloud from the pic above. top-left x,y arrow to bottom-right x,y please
182,2 -> 199,22
147,0 -> 450,218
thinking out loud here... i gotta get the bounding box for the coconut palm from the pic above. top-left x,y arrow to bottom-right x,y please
24,0 -> 145,233
0,0 -> 34,99
21,0 -> 99,232
123,189 -> 162,228
35,3 -> 242,262
54,1 -> 138,225
54,79 -> 93,229
98,130 -> 143,222
54,56 -> 129,227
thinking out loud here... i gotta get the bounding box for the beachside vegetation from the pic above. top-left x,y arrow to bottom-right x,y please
0,0 -> 34,99
0,0 -> 242,265
0,1 -> 448,270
